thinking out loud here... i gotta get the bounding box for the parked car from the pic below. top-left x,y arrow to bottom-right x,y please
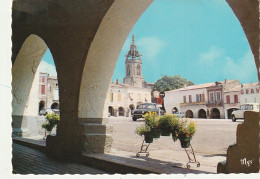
132,103 -> 165,121
231,103 -> 259,122
173,112 -> 185,118
39,108 -> 53,116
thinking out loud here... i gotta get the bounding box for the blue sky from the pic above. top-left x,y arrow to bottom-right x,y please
41,0 -> 258,85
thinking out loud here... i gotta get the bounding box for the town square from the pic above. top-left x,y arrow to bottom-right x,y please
0,0 -> 259,176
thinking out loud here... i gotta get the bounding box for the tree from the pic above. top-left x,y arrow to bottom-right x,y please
152,75 -> 194,92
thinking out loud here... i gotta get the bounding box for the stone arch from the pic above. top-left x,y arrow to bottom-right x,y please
198,109 -> 207,119
172,107 -> 178,114
118,107 -> 125,116
211,108 -> 220,119
39,100 -> 45,113
227,108 -> 239,119
51,102 -> 59,109
108,106 -> 114,116
185,110 -> 193,118
12,34 -> 49,137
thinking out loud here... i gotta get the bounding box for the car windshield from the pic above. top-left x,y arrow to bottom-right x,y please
138,104 -> 156,109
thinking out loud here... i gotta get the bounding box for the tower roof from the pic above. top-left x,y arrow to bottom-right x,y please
125,34 -> 141,59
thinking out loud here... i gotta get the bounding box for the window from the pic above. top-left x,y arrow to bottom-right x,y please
202,93 -> 205,102
234,95 -> 238,103
196,94 -> 199,102
189,95 -> 192,103
137,64 -> 141,75
183,96 -> 186,103
251,89 -> 254,93
216,91 -> 221,101
41,85 -> 45,94
209,92 -> 214,104
110,93 -> 113,102
256,88 -> 259,93
226,95 -> 230,104
118,93 -> 121,102
42,77 -> 45,83
246,89 -> 249,94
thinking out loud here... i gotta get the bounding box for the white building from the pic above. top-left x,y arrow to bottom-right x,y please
240,82 -> 259,104
165,82 -> 214,119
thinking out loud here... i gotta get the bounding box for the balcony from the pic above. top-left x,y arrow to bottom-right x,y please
206,100 -> 223,107
180,101 -> 206,107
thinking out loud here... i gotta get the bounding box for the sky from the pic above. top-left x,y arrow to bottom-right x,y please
40,0 -> 258,85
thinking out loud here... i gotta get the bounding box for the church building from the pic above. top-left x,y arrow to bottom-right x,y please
106,34 -> 153,117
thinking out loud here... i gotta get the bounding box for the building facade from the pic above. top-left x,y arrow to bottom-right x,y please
38,72 -> 59,113
165,79 -> 242,119
240,82 -> 260,104
106,34 -> 152,117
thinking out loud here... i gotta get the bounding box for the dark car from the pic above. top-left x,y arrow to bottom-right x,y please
132,103 -> 165,121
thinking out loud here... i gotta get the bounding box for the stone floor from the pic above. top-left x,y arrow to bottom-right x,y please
12,143 -> 109,174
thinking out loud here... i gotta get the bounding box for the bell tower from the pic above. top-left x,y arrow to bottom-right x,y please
123,34 -> 145,87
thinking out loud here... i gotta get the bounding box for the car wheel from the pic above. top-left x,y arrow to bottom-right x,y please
132,117 -> 137,121
232,115 -> 236,122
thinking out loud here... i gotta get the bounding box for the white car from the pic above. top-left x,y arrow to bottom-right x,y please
39,108 -> 54,116
173,112 -> 185,118
231,103 -> 259,122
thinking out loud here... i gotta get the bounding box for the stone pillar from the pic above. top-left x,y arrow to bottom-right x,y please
217,111 -> 259,173
79,118 -> 113,153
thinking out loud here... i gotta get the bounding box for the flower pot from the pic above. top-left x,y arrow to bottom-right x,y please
160,129 -> 171,136
151,128 -> 161,138
179,134 -> 192,148
144,133 -> 153,143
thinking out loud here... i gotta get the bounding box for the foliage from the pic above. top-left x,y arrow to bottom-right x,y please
41,113 -> 60,134
152,75 -> 194,92
158,113 -> 179,132
135,124 -> 151,136
143,111 -> 159,128
178,118 -> 197,137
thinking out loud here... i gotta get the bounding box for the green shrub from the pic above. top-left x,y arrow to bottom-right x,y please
41,113 -> 60,135
135,124 -> 151,136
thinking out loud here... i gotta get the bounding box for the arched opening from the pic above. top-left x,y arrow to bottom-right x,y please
118,107 -> 125,116
227,108 -> 239,119
211,108 -> 220,119
12,34 -> 58,137
51,102 -> 59,109
172,107 -> 178,114
39,100 -> 45,114
137,64 -> 141,76
129,104 -> 135,114
198,109 -> 207,119
185,110 -> 193,118
108,106 -> 114,116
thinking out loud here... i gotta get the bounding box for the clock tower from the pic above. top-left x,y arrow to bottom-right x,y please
123,34 -> 145,88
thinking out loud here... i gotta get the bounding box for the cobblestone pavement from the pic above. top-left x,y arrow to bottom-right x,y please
12,143 -> 108,174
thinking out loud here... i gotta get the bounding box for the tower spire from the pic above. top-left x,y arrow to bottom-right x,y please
132,34 -> 135,45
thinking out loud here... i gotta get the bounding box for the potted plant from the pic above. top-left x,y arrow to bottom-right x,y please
158,114 -> 175,136
143,111 -> 160,138
135,124 -> 153,143
41,112 -> 60,139
171,116 -> 181,142
177,119 -> 197,148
